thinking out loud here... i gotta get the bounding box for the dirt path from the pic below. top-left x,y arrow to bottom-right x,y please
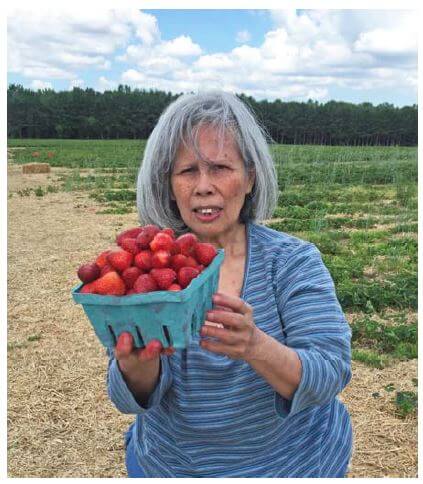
7,165 -> 417,477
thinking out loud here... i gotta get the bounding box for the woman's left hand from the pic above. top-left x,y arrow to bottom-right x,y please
200,292 -> 260,361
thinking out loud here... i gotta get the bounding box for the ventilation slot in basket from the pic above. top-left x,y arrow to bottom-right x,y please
162,326 -> 172,346
108,325 -> 117,345
135,326 -> 145,348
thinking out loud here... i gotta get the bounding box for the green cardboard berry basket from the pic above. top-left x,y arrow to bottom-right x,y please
72,249 -> 224,349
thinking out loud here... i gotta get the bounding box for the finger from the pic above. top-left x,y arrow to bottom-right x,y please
212,303 -> 234,313
200,325 -> 238,345
212,292 -> 253,315
162,347 -> 175,356
115,332 -> 133,359
138,339 -> 162,362
200,338 -> 234,356
206,309 -> 244,329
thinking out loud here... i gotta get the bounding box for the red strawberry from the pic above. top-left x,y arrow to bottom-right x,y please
162,228 -> 175,239
136,225 -> 161,249
150,268 -> 177,290
120,238 -> 140,255
170,241 -> 180,255
150,232 -> 174,252
177,267 -> 200,289
185,256 -> 199,268
197,264 -> 205,272
143,224 -> 161,237
134,250 -> 153,271
100,263 -> 114,277
133,273 -> 159,293
194,242 -> 217,266
107,249 -> 133,272
77,262 -> 100,283
126,289 -> 136,295
170,254 -> 188,272
136,233 -> 150,250
92,271 -> 126,296
168,283 -> 182,291
122,266 -> 143,289
95,249 -> 112,269
80,282 -> 96,293
175,233 -> 198,256
116,227 -> 143,246
151,250 -> 171,269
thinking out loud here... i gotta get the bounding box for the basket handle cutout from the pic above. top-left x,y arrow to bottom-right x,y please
135,326 -> 145,348
108,325 -> 117,345
162,325 -> 172,347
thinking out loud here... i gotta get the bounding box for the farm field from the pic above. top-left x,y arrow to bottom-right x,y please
7,139 -> 418,477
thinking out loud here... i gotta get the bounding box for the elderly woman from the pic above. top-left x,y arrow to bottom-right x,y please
106,91 -> 353,478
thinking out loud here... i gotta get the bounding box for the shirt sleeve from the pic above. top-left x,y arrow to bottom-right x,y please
273,242 -> 352,419
106,347 -> 173,415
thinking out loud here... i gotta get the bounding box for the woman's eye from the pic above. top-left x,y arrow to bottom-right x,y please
181,167 -> 195,174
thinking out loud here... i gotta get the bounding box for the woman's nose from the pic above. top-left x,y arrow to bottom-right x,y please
194,170 -> 215,195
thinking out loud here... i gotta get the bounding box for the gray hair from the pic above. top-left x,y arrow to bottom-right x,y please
136,90 -> 278,234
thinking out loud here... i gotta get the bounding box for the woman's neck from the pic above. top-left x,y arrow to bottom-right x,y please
198,222 -> 247,258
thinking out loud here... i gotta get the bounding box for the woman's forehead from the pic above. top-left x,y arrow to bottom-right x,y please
175,127 -> 241,163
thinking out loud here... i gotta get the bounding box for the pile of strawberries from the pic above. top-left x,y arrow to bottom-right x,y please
77,225 -> 217,296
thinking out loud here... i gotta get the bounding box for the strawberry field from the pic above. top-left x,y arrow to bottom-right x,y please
7,139 -> 417,477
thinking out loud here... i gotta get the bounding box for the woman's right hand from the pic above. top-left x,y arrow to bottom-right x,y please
114,332 -> 175,376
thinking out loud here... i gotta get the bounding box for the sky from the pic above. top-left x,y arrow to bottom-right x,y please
6,8 -> 418,106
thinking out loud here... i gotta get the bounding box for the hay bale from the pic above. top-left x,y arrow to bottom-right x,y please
22,163 -> 51,174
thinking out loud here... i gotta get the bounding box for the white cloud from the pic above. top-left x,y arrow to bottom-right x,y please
7,9 -> 159,79
30,80 -> 53,90
7,9 -> 418,103
160,36 -> 202,57
354,27 -> 417,56
69,79 -> 85,89
236,30 -> 251,43
97,76 -> 118,92
117,35 -> 202,79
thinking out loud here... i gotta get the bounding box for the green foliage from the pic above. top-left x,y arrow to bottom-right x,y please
34,186 -> 44,197
351,349 -> 389,369
389,222 -> 418,234
89,189 -> 136,203
351,316 -> 417,358
394,391 -> 418,418
27,334 -> 42,342
8,84 -> 418,145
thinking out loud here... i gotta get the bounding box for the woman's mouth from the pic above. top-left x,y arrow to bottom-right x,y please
193,207 -> 222,222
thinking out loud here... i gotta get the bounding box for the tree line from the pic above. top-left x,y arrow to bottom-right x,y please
7,84 -> 417,146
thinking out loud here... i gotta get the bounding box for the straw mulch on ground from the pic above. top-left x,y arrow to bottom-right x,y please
7,164 -> 417,477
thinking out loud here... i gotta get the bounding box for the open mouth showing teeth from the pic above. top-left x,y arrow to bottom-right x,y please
194,208 -> 222,214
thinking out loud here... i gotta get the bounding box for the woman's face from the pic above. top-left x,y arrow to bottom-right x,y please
170,125 -> 255,243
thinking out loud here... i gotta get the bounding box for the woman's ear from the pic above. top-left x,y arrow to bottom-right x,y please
247,169 -> 256,195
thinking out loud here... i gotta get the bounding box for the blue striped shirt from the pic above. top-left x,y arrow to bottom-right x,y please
107,222 -> 353,477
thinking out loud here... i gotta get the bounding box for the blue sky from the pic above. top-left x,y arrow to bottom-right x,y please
146,10 -> 270,51
7,9 -> 418,106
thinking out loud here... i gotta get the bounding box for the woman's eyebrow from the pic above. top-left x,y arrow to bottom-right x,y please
175,158 -> 233,169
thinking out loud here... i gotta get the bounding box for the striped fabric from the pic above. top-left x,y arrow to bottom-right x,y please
106,222 -> 353,477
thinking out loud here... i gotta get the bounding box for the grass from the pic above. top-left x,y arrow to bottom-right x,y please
8,138 -> 418,369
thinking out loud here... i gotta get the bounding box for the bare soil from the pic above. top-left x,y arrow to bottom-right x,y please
7,165 -> 417,477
